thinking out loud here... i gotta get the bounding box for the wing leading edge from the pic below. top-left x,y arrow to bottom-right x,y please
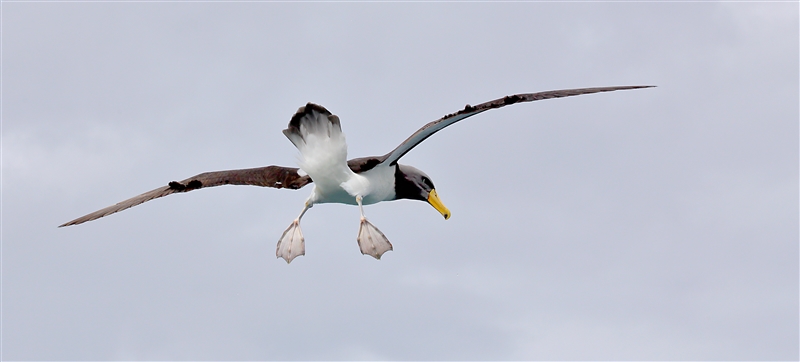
379,85 -> 655,166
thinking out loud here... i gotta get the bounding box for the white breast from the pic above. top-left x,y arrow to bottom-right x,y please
348,164 -> 396,205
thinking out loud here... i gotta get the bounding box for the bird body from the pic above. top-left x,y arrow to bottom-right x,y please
283,103 -> 397,206
308,165 -> 397,206
338,165 -> 396,206
60,85 -> 654,263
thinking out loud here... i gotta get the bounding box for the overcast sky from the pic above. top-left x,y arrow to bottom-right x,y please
3,2 -> 798,360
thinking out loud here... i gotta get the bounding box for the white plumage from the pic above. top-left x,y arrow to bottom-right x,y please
287,106 -> 395,206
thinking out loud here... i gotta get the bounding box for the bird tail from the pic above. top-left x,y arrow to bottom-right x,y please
282,103 -> 350,183
282,103 -> 342,148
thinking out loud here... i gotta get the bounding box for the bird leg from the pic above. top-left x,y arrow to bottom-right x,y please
276,201 -> 312,263
356,195 -> 393,259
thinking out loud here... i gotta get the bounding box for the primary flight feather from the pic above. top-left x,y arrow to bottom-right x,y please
61,85 -> 654,263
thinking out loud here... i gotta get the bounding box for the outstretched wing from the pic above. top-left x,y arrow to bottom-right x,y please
59,165 -> 312,227
380,85 -> 655,166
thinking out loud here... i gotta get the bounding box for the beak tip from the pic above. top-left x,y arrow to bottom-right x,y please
427,189 -> 450,220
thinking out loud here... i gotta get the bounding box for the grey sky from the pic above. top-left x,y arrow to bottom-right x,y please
3,2 -> 798,360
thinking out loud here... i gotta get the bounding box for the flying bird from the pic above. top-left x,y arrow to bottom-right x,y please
60,85 -> 654,263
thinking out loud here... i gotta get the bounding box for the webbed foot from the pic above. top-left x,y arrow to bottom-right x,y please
357,217 -> 393,259
276,219 -> 305,263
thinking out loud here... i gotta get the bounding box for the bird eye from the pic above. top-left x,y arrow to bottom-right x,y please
421,177 -> 433,189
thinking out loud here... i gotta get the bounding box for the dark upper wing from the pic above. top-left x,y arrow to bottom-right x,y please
59,165 -> 311,227
380,85 -> 655,166
346,156 -> 385,173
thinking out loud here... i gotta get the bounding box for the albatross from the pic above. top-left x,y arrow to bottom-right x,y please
60,85 -> 653,263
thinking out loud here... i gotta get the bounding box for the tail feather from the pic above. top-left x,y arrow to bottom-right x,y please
282,103 -> 351,187
283,103 -> 342,148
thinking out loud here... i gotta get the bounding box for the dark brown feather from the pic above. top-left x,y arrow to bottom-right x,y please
59,166 -> 311,227
282,103 -> 341,147
346,156 -> 386,173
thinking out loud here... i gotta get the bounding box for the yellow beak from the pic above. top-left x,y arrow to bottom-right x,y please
427,189 -> 451,220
